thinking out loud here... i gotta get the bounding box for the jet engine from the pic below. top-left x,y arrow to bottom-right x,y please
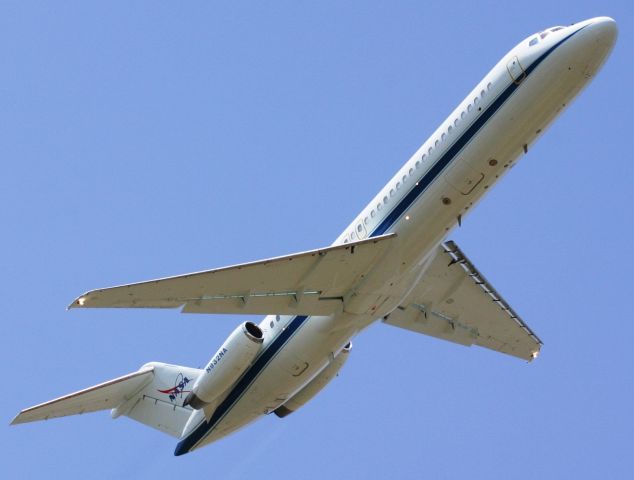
274,341 -> 351,418
183,321 -> 263,409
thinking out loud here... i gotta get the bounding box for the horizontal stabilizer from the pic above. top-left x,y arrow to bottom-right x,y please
12,362 -> 204,439
69,233 -> 396,316
384,241 -> 541,361
11,368 -> 154,425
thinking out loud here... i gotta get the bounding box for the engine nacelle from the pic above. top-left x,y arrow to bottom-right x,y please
183,321 -> 263,409
274,341 -> 352,418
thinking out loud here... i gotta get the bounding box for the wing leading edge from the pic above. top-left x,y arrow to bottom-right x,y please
69,233 -> 396,316
383,240 -> 542,361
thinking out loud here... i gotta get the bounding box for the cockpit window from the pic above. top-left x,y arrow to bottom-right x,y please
531,26 -> 564,46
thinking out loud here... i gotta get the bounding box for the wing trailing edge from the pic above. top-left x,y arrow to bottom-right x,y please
383,240 -> 541,361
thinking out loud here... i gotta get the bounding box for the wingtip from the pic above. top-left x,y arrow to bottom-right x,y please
527,349 -> 540,363
68,294 -> 88,310
10,413 -> 23,426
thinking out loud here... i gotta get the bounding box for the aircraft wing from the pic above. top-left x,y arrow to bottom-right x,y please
383,240 -> 542,361
69,233 -> 396,316
11,367 -> 154,425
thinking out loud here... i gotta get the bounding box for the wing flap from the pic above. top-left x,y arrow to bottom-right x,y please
383,241 -> 541,361
11,367 -> 154,425
69,233 -> 396,316
181,295 -> 342,316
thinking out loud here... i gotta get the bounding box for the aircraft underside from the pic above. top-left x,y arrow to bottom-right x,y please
11,17 -> 617,457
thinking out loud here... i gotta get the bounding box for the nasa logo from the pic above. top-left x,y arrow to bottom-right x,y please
157,373 -> 191,402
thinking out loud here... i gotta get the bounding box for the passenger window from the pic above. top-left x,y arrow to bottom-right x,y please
529,37 -> 538,46
415,160 -> 420,169
383,196 -> 388,204
461,111 -> 465,119
474,97 -> 478,105
422,154 -> 426,162
487,82 -> 492,90
454,119 -> 459,126
390,189 -> 394,197
402,174 -> 407,183
357,224 -> 363,232
434,139 -> 439,147
428,147 -> 433,155
351,231 -> 357,240
467,104 -> 472,112
408,168 -> 413,176
480,89 -> 485,98
448,125 -> 452,133
370,209 -> 376,218
377,203 -> 382,211
396,182 -> 401,190
441,133 -> 446,141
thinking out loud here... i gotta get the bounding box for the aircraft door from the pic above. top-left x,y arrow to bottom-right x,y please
506,56 -> 526,84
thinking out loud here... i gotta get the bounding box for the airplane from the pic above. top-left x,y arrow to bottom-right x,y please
11,16 -> 617,456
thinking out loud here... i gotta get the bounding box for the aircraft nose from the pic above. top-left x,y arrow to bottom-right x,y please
586,16 -> 618,49
566,17 -> 618,74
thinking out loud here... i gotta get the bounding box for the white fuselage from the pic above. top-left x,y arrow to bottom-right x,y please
176,17 -> 616,455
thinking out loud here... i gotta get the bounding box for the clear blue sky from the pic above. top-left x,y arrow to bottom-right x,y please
3,1 -> 633,478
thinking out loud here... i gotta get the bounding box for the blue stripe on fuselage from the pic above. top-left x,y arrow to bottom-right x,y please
174,315 -> 309,455
174,25 -> 585,456
370,26 -> 585,238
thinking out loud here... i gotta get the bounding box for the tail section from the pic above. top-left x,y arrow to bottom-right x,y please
117,362 -> 203,438
11,362 -> 203,439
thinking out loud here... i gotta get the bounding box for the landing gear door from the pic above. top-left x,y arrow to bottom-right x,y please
506,56 -> 526,84
444,158 -> 484,195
